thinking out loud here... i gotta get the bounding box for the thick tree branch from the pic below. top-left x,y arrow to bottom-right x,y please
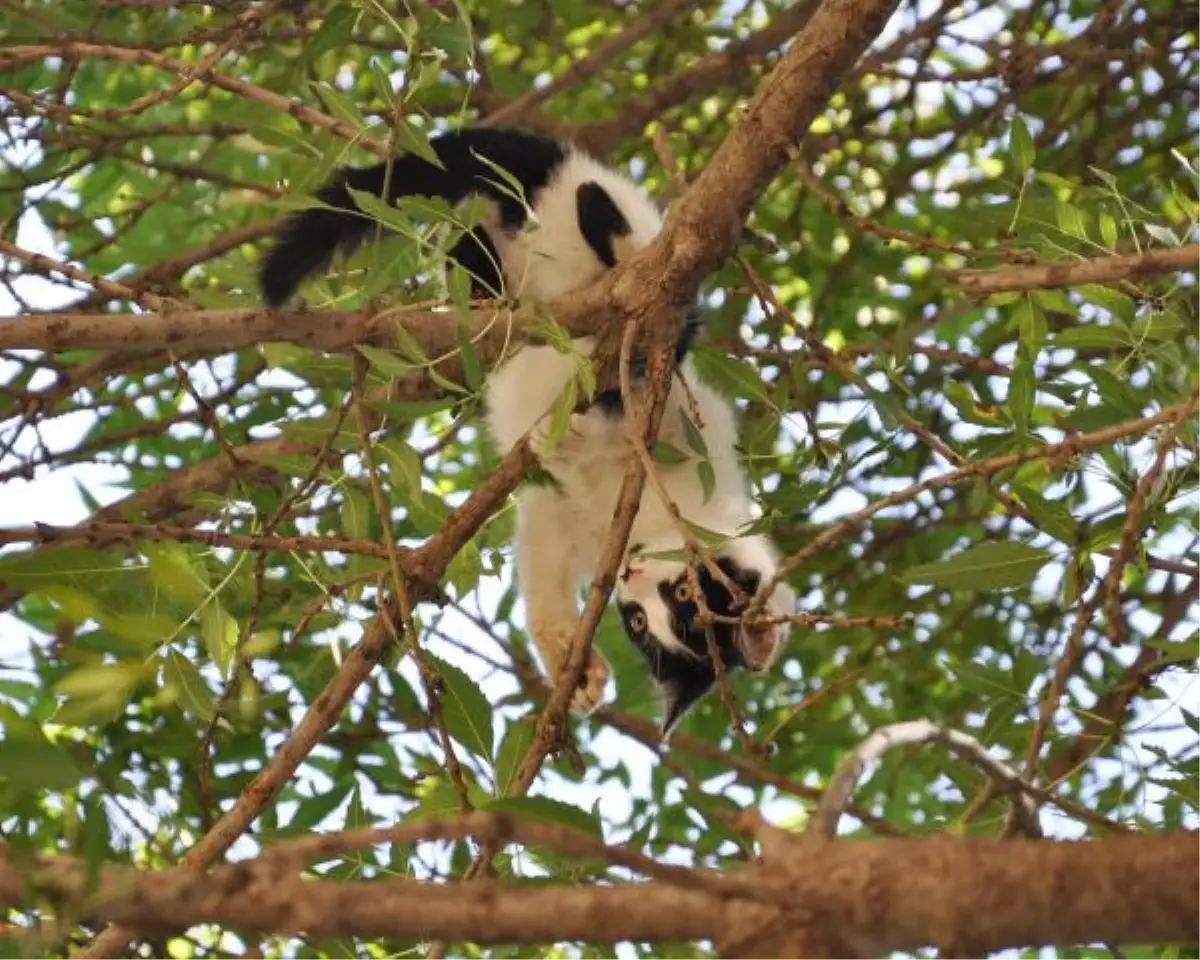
2,831 -> 1193,956
0,304 -> 582,356
952,243 -> 1198,295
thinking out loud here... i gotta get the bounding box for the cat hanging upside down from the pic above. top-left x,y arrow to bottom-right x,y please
260,126 -> 796,734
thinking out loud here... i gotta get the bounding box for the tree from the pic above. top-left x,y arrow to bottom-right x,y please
0,0 -> 1196,957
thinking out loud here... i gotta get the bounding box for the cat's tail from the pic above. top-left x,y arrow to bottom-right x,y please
259,127 -> 567,306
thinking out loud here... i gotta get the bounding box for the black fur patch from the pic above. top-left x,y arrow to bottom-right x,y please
576,181 -> 632,268
618,555 -> 763,733
448,227 -> 504,298
260,128 -> 568,305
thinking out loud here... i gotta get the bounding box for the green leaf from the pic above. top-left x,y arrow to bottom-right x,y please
1098,211 -> 1119,249
163,650 -> 215,723
1009,358 -> 1035,434
1030,288 -> 1073,315
1053,326 -> 1130,349
1144,633 -> 1199,667
287,783 -> 353,832
303,5 -> 357,64
358,344 -> 415,380
1013,485 -> 1078,544
542,377 -> 577,456
200,603 -> 238,673
697,460 -> 716,504
265,193 -> 339,214
346,188 -> 415,238
392,119 -> 444,170
421,12 -> 474,62
0,732 -> 82,791
493,717 -> 536,797
457,322 -> 483,392
1077,284 -> 1135,324
446,540 -> 483,596
485,794 -> 601,839
953,661 -> 1026,699
313,81 -> 371,133
945,382 -> 1004,428
471,152 -> 532,214
689,347 -> 772,403
370,57 -> 399,108
143,543 -> 210,607
406,778 -> 478,822
684,521 -> 731,548
1132,314 -> 1185,341
0,546 -> 124,589
55,662 -> 151,699
1013,297 -> 1046,354
1009,115 -> 1035,175
1055,199 -> 1087,240
340,484 -> 372,541
1085,365 -> 1143,419
53,662 -> 152,726
652,441 -> 689,465
428,655 -> 494,759
1083,513 -> 1128,553
573,352 -> 597,402
678,407 -> 708,456
380,437 -> 423,501
900,541 -> 1053,590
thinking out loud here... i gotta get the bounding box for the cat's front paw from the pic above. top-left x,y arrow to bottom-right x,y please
568,649 -> 611,716
531,622 -> 611,715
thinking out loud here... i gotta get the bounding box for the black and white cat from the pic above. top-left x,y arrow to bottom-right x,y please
260,127 -> 795,734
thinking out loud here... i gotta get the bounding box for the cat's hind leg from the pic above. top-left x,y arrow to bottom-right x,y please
515,485 -> 610,714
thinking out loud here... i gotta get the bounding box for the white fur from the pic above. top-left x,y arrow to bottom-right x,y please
474,147 -> 794,714
494,148 -> 666,301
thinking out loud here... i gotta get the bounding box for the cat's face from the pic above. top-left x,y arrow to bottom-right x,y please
614,542 -> 793,734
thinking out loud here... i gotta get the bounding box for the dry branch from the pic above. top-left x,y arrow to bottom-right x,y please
810,719 -> 1041,839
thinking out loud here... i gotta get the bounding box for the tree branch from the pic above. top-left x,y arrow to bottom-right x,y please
951,243 -> 1198,295
2,831 -> 1193,956
0,302 -> 581,356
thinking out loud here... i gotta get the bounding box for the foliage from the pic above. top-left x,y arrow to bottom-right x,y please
0,0 -> 1196,957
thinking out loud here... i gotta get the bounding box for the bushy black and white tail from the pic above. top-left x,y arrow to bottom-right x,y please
259,127 -> 569,306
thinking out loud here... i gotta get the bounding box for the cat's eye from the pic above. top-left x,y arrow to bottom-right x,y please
629,610 -> 648,633
673,581 -> 692,602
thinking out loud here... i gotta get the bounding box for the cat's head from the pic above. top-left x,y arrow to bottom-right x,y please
613,534 -> 794,735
